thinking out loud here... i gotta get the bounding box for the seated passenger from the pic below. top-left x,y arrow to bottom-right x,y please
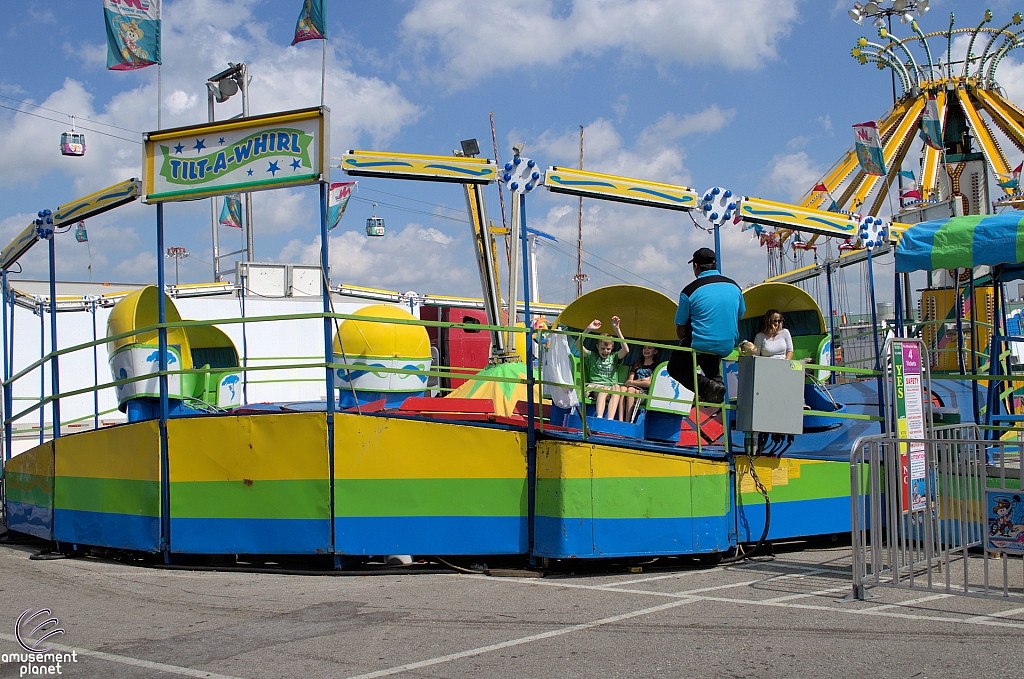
578,316 -> 630,420
753,309 -> 793,360
621,345 -> 660,420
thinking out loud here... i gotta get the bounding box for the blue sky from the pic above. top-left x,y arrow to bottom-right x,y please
0,0 -> 1019,307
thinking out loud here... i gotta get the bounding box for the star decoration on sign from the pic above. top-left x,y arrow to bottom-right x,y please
193,138 -> 206,153
173,143 -> 184,154
247,169 -> 253,176
267,161 -> 280,176
218,137 -> 226,145
290,159 -> 302,171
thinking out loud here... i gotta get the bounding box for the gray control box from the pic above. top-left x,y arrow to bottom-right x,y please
735,355 -> 804,435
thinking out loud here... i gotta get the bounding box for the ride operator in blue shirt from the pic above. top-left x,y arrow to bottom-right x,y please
667,248 -> 745,404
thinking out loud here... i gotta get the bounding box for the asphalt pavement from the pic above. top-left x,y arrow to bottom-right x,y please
1,538 -> 1022,679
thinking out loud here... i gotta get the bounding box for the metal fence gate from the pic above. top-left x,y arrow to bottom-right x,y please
850,425 -> 1024,600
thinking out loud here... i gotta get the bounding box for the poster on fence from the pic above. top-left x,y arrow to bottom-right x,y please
894,341 -> 927,512
987,491 -> 1024,554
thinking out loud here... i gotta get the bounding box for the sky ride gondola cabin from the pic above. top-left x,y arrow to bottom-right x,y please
59,117 -> 85,156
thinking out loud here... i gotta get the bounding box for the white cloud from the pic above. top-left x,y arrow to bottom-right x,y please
818,114 -> 833,136
276,224 -> 471,292
0,0 -> 421,193
400,0 -> 799,85
530,108 -> 732,188
760,152 -> 824,202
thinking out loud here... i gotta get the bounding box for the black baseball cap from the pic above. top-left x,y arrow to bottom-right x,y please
689,247 -> 716,266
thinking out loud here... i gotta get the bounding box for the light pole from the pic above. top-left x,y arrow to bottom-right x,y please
166,247 -> 189,287
207,62 -> 254,282
849,1 -> 930,326
849,1 -> 929,28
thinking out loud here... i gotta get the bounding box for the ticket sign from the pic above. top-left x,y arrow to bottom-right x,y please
893,341 -> 927,512
143,107 -> 328,203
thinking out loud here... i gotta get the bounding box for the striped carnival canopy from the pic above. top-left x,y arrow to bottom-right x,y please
895,211 -> 1024,273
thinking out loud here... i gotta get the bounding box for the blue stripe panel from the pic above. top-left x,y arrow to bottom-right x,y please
6,501 -> 53,541
974,212 -> 1024,267
334,516 -> 528,555
53,509 -> 158,551
736,496 -> 850,542
171,518 -> 332,554
534,516 -> 730,558
895,217 -> 943,273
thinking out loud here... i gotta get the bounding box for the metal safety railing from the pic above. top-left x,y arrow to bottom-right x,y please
850,427 -> 1024,600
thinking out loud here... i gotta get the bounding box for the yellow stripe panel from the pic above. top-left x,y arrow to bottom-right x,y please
342,150 -> 497,184
543,167 -> 698,211
7,441 -> 54,477
335,415 -> 527,479
537,440 -> 591,479
536,440 -> 727,479
55,421 -> 160,481
739,197 -> 861,239
957,88 -> 1012,183
168,413 -> 328,482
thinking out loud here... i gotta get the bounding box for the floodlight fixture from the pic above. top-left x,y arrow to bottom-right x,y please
460,138 -> 481,157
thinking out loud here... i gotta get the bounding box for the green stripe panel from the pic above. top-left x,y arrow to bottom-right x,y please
739,461 -> 849,504
55,477 -> 159,516
1017,213 -> 1024,264
171,479 -> 329,519
537,474 -> 729,520
932,214 -> 983,270
5,472 -> 52,507
334,478 -> 527,518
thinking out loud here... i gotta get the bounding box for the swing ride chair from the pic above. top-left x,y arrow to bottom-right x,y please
1,9 -> 1021,566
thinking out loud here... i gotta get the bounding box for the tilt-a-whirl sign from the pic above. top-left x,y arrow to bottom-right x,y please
143,107 -> 329,203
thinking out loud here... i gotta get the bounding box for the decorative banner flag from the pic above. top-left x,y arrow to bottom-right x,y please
292,0 -> 328,45
919,96 -> 943,150
898,170 -> 916,183
75,222 -> 89,242
997,162 -> 1023,190
219,194 -> 243,228
328,181 -> 356,231
853,121 -> 887,177
103,0 -> 162,71
812,183 -> 840,212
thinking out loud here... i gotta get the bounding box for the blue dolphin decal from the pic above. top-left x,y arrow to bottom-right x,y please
221,374 -> 240,400
145,350 -> 178,365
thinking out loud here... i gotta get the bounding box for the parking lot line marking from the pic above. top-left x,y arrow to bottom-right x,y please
693,595 -> 1024,629
964,606 -> 1024,622
859,593 -> 953,612
0,633 -> 245,679
342,597 -> 702,679
760,586 -> 851,603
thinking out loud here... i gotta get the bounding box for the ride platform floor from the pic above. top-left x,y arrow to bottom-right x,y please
1,537 -> 1021,679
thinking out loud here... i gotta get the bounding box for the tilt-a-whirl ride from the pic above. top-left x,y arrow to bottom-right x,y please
3,8 -> 1023,568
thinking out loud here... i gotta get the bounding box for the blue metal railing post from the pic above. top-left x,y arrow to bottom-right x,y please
320,181 -> 337,560
866,248 -> 884,428
1,269 -> 7,464
157,203 -> 171,562
5,287 -> 13,460
92,299 -> 99,430
825,260 -> 837,384
893,271 -> 904,338
714,224 -> 722,273
519,193 -> 537,566
47,233 -> 60,438
968,270 -> 980,423
38,300 -> 44,445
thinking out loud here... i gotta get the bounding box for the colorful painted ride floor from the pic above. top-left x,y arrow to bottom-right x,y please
1,539 -> 1021,679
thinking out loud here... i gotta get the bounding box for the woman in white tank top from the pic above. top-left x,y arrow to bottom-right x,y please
753,309 -> 793,360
